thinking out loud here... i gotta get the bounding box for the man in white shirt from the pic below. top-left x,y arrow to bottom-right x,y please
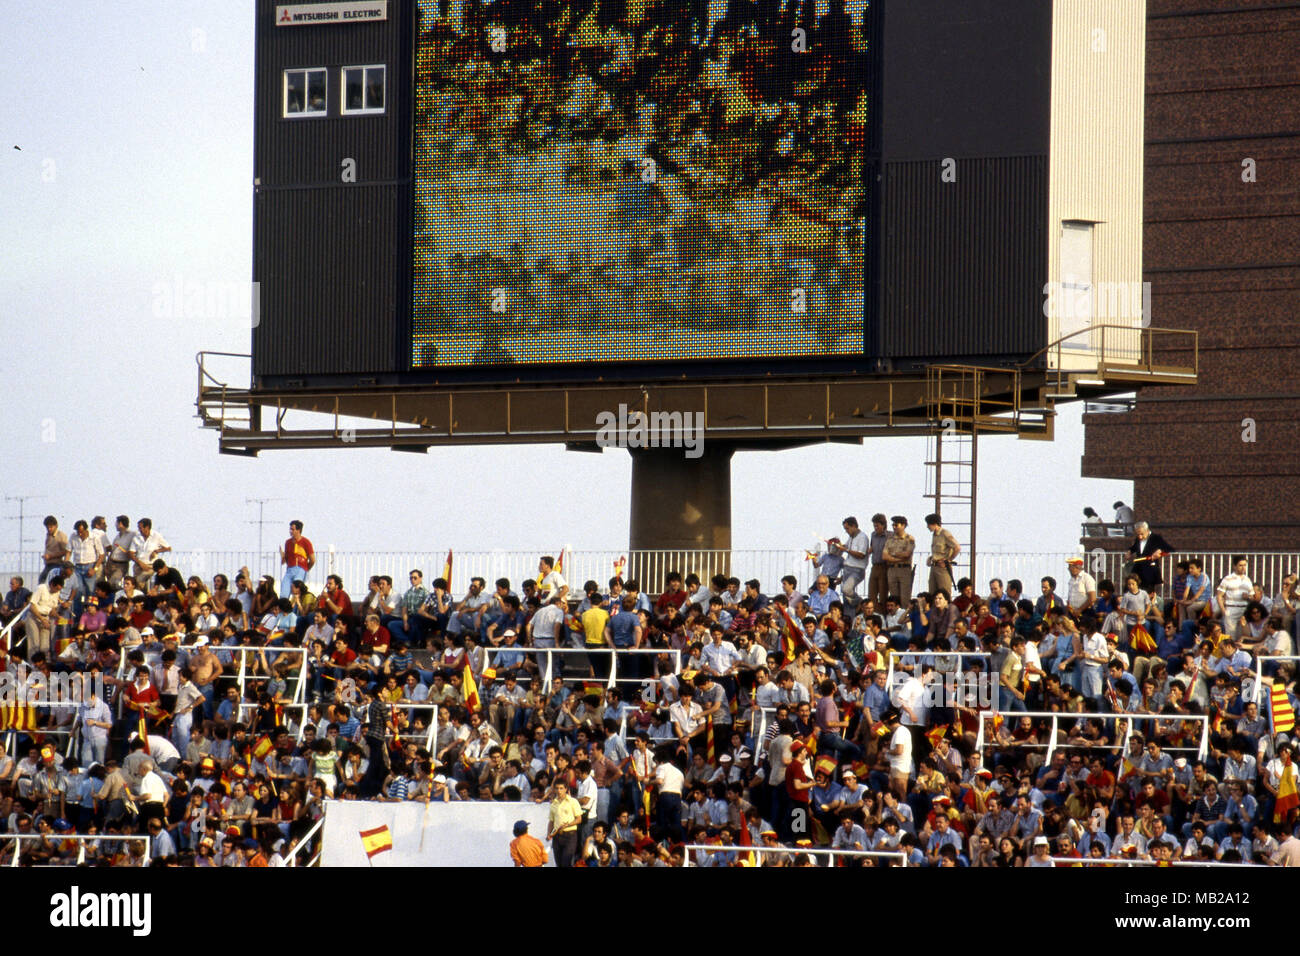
892,669 -> 928,728
130,518 -> 171,588
24,574 -> 65,656
537,555 -> 569,605
885,709 -> 912,798
1064,557 -> 1097,616
832,516 -> 871,608
1216,556 -> 1253,639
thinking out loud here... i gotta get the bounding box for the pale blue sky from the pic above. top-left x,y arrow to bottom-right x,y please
0,2 -> 1131,566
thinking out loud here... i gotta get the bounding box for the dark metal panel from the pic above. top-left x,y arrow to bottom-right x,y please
877,0 -> 1052,162
254,184 -> 404,376
879,156 -> 1048,360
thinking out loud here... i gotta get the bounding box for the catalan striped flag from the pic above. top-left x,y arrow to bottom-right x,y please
1271,680 -> 1295,735
705,715 -> 716,765
138,716 -> 151,755
442,550 -> 453,591
360,824 -> 393,859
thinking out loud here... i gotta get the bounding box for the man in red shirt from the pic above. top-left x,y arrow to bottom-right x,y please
1134,777 -> 1171,817
655,572 -> 688,623
122,665 -> 162,735
320,574 -> 353,624
280,521 -> 315,598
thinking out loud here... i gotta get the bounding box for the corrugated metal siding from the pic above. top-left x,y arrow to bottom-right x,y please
1047,0 -> 1146,369
252,0 -> 414,377
878,156 -> 1048,359
255,185 -> 405,375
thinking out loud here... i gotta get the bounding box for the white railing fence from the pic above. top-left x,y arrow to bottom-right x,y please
2,549 -> 1296,603
680,843 -> 907,867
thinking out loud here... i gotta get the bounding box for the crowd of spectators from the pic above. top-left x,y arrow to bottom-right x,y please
1,512 -> 1298,868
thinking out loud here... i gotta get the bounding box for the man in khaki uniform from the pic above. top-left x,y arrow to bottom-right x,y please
925,513 -> 960,596
882,516 -> 916,605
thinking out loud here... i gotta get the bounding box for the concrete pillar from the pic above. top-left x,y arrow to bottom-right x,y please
628,444 -> 735,585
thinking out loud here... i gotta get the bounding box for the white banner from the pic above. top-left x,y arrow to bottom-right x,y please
320,798 -> 552,867
276,2 -> 389,26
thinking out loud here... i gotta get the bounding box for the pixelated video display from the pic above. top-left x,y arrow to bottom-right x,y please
411,0 -> 867,367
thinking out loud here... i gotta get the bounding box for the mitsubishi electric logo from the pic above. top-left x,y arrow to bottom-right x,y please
50,887 -> 152,937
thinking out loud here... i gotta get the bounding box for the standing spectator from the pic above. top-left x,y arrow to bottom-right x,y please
23,573 -> 65,656
39,516 -> 70,585
1216,556 -> 1253,640
68,520 -> 105,598
883,517 -> 916,606
280,521 -> 315,597
924,514 -> 960,596
1127,522 -> 1173,592
130,518 -> 171,588
831,516 -> 870,608
105,516 -> 135,588
547,779 -> 583,867
1113,501 -> 1136,535
1064,557 -> 1096,617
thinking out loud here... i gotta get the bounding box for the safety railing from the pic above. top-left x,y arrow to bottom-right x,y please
1252,654 -> 1300,705
3,549 -> 1296,606
483,645 -> 681,695
885,651 -> 992,690
1050,856 -> 1259,868
5,833 -> 151,867
285,814 -> 325,867
680,843 -> 907,866
979,711 -> 1208,766
0,602 -> 31,652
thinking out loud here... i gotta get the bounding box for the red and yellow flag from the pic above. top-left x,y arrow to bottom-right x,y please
252,735 -> 274,761
138,716 -> 151,755
642,782 -> 654,828
925,724 -> 949,747
1271,680 -> 1295,735
814,754 -> 837,778
777,605 -> 809,662
442,550 -> 453,591
736,810 -> 756,866
360,824 -> 393,858
1274,754 -> 1298,824
1129,625 -> 1158,655
705,715 -> 716,765
463,665 -> 480,713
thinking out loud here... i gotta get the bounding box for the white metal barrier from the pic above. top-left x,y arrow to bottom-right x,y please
1252,654 -> 1300,705
285,815 -> 325,867
1050,856 -> 1260,868
681,843 -> 907,867
979,710 -> 1209,765
4,832 -> 151,866
886,651 -> 992,690
484,645 -> 681,695
0,602 -> 31,652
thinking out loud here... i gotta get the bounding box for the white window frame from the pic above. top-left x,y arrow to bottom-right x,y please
341,64 -> 387,116
283,68 -> 329,119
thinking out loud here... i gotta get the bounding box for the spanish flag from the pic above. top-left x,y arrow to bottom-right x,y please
925,724 -> 949,747
360,824 -> 393,859
252,735 -> 274,762
777,605 -> 809,662
814,754 -> 837,778
554,548 -> 565,577
736,810 -> 756,866
1273,753 -> 1298,824
1271,680 -> 1295,735
1128,625 -> 1158,655
642,781 -> 654,828
442,550 -> 453,591
463,665 -> 480,713
139,716 -> 151,755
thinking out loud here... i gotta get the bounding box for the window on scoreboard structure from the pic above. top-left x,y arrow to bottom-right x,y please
284,68 -> 328,118
342,65 -> 386,115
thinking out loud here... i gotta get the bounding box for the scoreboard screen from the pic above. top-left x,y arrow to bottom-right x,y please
410,0 -> 867,368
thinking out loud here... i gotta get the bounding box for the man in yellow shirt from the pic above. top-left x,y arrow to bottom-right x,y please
547,780 -> 584,867
581,592 -> 611,681
509,819 -> 548,867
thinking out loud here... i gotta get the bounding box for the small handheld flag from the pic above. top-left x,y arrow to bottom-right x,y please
1271,680 -> 1295,735
442,550 -> 453,592
360,824 -> 393,859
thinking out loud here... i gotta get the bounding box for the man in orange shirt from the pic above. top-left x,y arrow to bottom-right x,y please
510,819 -> 548,867
244,838 -> 269,867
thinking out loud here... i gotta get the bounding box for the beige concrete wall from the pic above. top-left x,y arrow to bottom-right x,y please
1047,0 -> 1146,370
